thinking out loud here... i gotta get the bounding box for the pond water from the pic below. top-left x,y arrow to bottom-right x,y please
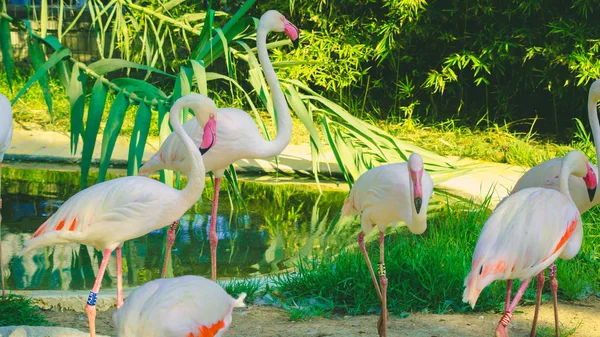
0,162 -> 356,291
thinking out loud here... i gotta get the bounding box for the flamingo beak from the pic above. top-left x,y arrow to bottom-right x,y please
199,115 -> 217,155
411,169 -> 423,214
584,164 -> 597,202
283,18 -> 300,49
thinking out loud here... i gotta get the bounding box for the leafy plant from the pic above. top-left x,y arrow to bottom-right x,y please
0,294 -> 51,326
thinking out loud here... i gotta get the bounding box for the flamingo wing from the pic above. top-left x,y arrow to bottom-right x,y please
22,176 -> 177,254
0,94 -> 13,157
463,187 -> 581,307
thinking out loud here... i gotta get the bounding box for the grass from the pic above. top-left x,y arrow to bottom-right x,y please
0,294 -> 52,326
270,198 -> 600,319
219,277 -> 265,303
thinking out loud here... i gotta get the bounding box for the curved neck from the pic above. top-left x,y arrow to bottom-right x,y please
170,103 -> 206,206
558,159 -> 575,204
256,27 -> 292,157
588,91 -> 600,180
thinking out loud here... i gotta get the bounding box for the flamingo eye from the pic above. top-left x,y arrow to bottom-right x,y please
478,265 -> 483,275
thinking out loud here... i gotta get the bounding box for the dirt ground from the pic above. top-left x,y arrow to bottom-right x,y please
42,297 -> 600,337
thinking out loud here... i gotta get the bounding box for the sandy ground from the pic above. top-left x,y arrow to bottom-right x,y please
41,297 -> 600,337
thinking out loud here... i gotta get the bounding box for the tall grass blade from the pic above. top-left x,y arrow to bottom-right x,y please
27,37 -> 53,119
190,60 -> 208,95
110,78 -> 167,99
0,12 -> 13,90
127,102 -> 151,176
80,78 -> 108,189
97,91 -> 129,183
67,64 -> 86,155
87,58 -> 174,77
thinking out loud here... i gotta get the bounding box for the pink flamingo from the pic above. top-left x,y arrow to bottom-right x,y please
0,93 -> 13,298
139,10 -> 299,281
508,80 -> 600,336
341,153 -> 434,337
463,150 -> 594,337
19,94 -> 217,337
113,275 -> 246,337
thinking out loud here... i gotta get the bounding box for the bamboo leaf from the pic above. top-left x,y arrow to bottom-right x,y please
283,84 -> 323,151
41,0 -> 48,38
28,36 -> 53,118
321,117 -> 353,187
0,15 -> 14,90
98,91 -> 129,183
111,77 -> 167,99
80,78 -> 108,189
87,58 -> 175,77
190,59 -> 207,95
158,103 -> 173,187
11,47 -> 72,105
67,64 -> 87,155
128,102 -> 152,176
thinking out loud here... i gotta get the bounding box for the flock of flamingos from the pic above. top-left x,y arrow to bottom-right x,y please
0,9 -> 599,337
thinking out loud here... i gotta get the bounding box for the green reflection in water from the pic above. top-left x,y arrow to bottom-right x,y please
0,163 -> 354,291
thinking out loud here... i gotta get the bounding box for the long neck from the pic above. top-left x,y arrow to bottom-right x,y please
558,159 -> 574,204
170,105 -> 207,208
256,27 -> 292,157
588,90 -> 600,179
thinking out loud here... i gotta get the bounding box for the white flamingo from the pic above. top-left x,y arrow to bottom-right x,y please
508,80 -> 600,335
463,150 -> 592,337
113,275 -> 246,337
19,94 -> 217,337
139,10 -> 300,281
0,93 -> 13,298
341,153 -> 434,337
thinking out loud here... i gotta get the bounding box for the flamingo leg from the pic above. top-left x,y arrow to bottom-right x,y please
116,247 -> 123,308
86,249 -> 113,337
495,278 -> 532,337
549,264 -> 559,337
530,270 -> 546,337
209,177 -> 221,282
357,231 -> 382,301
505,279 -> 512,311
376,231 -> 388,337
161,220 -> 179,278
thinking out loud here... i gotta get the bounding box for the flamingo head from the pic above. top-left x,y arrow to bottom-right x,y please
584,163 -> 597,202
463,257 -> 506,309
260,10 -> 300,49
408,152 -> 424,214
199,113 -> 217,155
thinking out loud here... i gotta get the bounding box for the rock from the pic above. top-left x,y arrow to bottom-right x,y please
0,326 -> 111,337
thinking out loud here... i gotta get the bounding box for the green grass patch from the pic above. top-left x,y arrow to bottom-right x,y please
0,294 -> 52,326
219,277 -> 265,303
271,199 -> 600,318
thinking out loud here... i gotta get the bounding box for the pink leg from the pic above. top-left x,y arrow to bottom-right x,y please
209,178 -> 221,282
505,279 -> 512,310
161,220 -> 179,278
376,231 -> 388,337
549,264 -> 559,337
86,249 -> 113,337
116,247 -> 123,308
495,278 -> 532,337
530,270 -> 545,337
358,231 -> 382,301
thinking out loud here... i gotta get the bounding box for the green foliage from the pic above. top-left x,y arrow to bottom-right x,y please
272,199 -> 600,316
219,277 -> 264,303
0,294 -> 51,326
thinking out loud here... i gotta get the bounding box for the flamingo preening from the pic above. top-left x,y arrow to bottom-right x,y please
0,94 -> 13,298
139,10 -> 300,282
112,275 -> 246,337
19,94 -> 216,337
463,150 -> 594,337
341,153 -> 434,337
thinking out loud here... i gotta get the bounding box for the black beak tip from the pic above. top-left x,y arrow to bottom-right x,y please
414,197 -> 422,214
292,37 -> 299,49
199,147 -> 208,155
588,187 -> 596,202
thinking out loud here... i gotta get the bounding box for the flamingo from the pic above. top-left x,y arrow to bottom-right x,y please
139,10 -> 299,282
508,80 -> 600,336
340,153 -> 434,337
19,94 -> 217,337
463,150 -> 594,337
113,275 -> 246,337
0,94 -> 13,298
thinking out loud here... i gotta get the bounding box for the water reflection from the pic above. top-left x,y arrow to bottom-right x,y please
0,164 -> 353,290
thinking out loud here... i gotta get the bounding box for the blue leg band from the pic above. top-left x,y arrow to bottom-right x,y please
87,291 -> 98,306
